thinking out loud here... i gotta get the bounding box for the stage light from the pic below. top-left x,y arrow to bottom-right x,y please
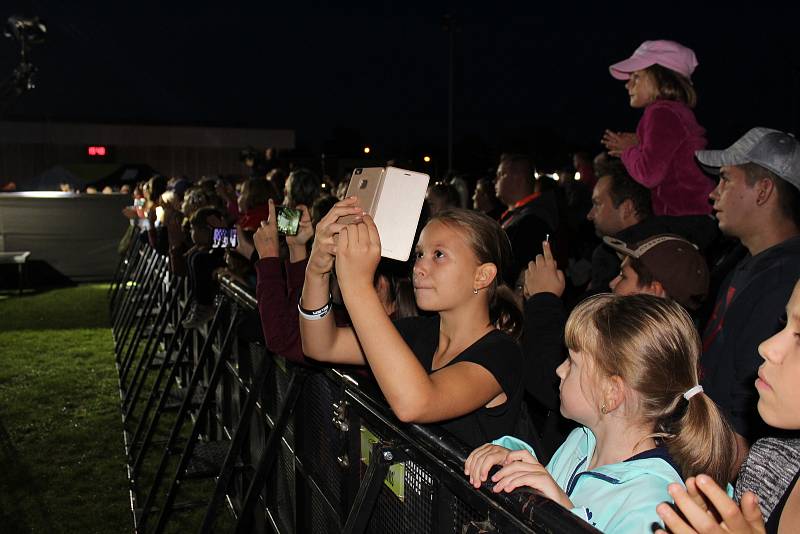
423,155 -> 431,163
363,146 -> 371,154
574,172 -> 581,181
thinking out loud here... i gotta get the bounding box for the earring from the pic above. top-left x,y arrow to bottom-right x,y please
473,288 -> 479,295
600,403 -> 607,415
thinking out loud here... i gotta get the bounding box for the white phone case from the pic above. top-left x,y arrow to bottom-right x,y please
343,166 -> 429,261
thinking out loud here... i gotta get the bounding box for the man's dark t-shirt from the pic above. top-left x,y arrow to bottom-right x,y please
700,236 -> 800,441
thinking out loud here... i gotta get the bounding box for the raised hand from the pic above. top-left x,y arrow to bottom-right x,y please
335,215 -> 382,297
601,130 -> 639,157
253,199 -> 279,258
286,204 -> 314,262
307,197 -> 364,276
524,240 -> 566,299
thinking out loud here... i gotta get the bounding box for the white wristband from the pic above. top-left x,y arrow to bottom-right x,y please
298,298 -> 332,321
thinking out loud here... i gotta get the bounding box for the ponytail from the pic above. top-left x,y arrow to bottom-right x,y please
663,393 -> 738,486
491,284 -> 523,341
565,294 -> 739,487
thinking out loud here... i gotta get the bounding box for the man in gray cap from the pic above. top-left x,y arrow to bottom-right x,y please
696,127 -> 800,464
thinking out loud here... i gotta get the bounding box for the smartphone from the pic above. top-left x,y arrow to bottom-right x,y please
133,197 -> 146,219
339,166 -> 430,261
277,206 -> 301,236
212,227 -> 239,248
340,168 -> 384,224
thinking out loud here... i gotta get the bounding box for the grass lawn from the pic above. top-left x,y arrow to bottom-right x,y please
0,284 -> 131,533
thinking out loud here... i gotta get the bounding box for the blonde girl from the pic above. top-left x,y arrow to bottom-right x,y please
465,293 -> 738,533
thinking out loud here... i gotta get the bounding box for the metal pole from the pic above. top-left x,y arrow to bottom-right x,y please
447,15 -> 454,175
792,65 -> 799,136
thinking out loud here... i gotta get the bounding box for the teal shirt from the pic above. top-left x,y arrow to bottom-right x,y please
494,427 -> 683,533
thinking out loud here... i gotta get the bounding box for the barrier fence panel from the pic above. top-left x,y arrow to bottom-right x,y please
112,248 -> 600,534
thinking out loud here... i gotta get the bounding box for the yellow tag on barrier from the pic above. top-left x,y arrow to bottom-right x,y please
360,426 -> 405,501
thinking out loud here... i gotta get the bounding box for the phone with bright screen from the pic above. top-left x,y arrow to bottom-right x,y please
212,227 -> 238,248
277,206 -> 301,236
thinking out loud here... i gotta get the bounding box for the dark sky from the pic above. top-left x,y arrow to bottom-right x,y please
3,1 -> 800,173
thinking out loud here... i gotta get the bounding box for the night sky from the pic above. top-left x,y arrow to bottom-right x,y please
3,1 -> 800,174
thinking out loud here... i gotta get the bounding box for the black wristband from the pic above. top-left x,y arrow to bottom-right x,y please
298,296 -> 332,321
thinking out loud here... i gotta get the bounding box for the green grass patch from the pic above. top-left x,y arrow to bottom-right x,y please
0,284 -> 111,332
0,285 -> 130,533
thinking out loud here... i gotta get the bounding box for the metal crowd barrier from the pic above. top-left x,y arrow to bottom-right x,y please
110,236 -> 599,534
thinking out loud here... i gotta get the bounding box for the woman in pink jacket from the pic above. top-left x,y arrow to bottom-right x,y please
602,40 -> 715,217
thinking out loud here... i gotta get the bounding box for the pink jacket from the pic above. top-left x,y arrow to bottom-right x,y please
622,100 -> 714,216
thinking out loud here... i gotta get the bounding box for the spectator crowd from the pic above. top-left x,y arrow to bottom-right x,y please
120,40 -> 800,533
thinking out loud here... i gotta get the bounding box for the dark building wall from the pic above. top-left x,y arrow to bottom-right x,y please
0,121 -> 295,188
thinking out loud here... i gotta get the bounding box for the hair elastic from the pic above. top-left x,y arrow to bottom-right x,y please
682,385 -> 704,401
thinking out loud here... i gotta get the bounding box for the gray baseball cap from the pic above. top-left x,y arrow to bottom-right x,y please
695,127 -> 800,191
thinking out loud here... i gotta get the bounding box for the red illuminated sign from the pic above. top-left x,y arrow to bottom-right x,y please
87,146 -> 107,156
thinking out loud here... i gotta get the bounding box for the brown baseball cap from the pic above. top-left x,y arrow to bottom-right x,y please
603,234 -> 709,310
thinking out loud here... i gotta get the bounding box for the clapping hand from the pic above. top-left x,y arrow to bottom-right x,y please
601,130 -> 639,157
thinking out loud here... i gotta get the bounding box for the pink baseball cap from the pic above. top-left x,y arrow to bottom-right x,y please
609,40 -> 698,81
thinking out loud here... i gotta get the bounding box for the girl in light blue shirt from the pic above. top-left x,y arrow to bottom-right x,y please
465,294 -> 740,533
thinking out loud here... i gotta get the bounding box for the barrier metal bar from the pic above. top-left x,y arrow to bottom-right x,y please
113,245 -> 155,339
233,368 -> 308,534
122,275 -> 181,420
114,248 -> 160,353
129,329 -> 192,480
153,304 -> 241,533
136,301 -> 231,532
110,234 -> 143,316
118,265 -> 168,387
124,289 -> 193,435
342,442 -> 408,534
119,260 -> 170,387
199,354 -> 278,533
